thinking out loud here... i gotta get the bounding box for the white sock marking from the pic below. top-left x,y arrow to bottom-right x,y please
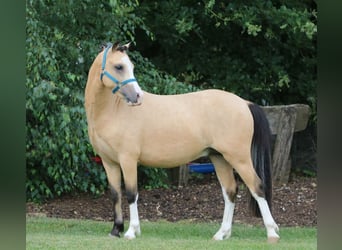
251,192 -> 280,239
124,194 -> 141,239
213,187 -> 235,240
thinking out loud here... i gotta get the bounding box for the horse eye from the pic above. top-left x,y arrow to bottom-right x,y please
115,65 -> 123,71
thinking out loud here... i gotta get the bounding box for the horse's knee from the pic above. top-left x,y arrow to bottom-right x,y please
126,189 -> 138,204
110,186 -> 120,203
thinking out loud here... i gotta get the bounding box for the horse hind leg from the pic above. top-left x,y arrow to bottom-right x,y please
102,161 -> 124,237
210,155 -> 237,240
251,191 -> 279,243
226,155 -> 279,243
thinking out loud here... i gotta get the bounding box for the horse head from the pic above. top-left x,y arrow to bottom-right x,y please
100,42 -> 143,106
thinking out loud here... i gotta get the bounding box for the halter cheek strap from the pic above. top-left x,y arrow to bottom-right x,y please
100,44 -> 137,94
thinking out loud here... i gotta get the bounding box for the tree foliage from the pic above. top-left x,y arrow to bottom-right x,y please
137,0 -> 316,108
26,0 -> 316,201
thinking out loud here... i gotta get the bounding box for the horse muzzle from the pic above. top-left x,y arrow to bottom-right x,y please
121,83 -> 144,106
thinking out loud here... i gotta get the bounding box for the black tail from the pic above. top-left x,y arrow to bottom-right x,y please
247,103 -> 273,217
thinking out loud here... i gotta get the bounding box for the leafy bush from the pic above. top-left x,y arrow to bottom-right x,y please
26,1 -> 108,201
138,167 -> 170,190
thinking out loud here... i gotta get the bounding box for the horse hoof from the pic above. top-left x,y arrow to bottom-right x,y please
212,234 -> 228,241
267,236 -> 280,244
124,231 -> 136,240
108,233 -> 120,238
124,235 -> 136,240
212,236 -> 222,241
212,229 -> 231,241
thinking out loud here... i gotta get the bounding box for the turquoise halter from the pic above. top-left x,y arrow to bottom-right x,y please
100,44 -> 137,94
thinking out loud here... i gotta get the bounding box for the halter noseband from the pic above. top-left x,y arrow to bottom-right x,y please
100,44 -> 137,94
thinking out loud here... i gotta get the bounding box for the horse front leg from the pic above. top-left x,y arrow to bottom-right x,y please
120,156 -> 140,239
102,161 -> 124,237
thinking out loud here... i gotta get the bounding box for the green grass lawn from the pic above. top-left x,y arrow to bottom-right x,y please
26,216 -> 316,250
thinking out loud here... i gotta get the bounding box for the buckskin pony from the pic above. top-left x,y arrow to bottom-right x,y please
84,42 -> 279,243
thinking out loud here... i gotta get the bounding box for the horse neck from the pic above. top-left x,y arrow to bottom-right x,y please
85,62 -> 121,126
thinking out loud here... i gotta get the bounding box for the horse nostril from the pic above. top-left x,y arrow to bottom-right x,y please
137,93 -> 140,98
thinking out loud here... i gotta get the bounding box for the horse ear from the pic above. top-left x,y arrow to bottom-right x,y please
99,43 -> 108,52
123,42 -> 131,50
112,42 -> 120,51
115,42 -> 131,53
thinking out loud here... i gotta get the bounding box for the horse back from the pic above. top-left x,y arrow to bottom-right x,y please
135,90 -> 254,166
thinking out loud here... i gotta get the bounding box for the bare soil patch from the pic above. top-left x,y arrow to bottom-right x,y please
27,174 -> 316,227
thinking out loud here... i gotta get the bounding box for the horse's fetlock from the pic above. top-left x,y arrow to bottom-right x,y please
115,221 -> 124,232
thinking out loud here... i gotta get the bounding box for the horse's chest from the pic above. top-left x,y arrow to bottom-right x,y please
90,127 -> 121,163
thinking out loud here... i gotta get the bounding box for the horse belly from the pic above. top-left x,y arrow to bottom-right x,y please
137,99 -> 212,167
138,134 -> 209,168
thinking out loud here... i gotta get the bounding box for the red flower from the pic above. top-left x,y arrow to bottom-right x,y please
91,155 -> 103,165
